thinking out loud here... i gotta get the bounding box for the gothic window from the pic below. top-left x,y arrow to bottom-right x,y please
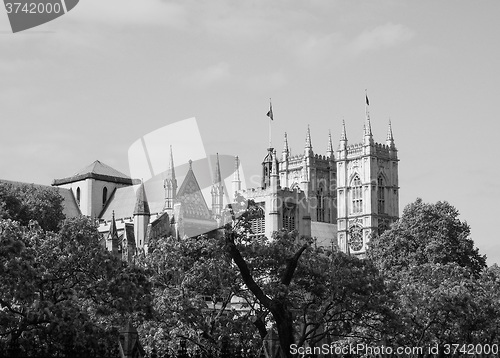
351,176 -> 362,214
250,204 -> 265,237
283,203 -> 296,231
316,187 -> 325,222
102,187 -> 108,207
377,176 -> 385,214
76,187 -> 81,206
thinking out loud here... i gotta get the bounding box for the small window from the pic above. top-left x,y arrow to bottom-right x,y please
102,187 -> 108,207
76,187 -> 81,206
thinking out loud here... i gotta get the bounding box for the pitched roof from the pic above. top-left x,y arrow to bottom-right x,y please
134,183 -> 150,215
176,161 -> 211,220
52,160 -> 139,186
99,184 -> 164,221
0,179 -> 81,218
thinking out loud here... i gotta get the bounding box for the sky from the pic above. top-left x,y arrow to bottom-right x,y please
1,1 -> 499,263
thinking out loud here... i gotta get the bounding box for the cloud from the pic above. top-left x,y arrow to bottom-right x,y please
348,23 -> 415,54
182,62 -> 232,88
69,0 -> 188,28
291,23 -> 415,67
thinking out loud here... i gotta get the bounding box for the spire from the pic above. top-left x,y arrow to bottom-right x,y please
233,156 -> 241,183
232,156 -> 241,195
282,132 -> 289,156
134,182 -> 150,216
213,153 -> 222,184
305,125 -> 312,149
211,153 -> 224,217
164,146 -> 177,210
168,146 -> 175,179
386,119 -> 395,148
327,130 -> 334,158
339,119 -> 348,149
364,90 -> 374,145
106,210 -> 119,256
109,210 -> 118,238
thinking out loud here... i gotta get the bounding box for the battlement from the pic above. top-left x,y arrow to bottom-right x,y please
340,142 -> 397,160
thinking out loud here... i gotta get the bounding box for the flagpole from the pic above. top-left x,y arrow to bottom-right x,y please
268,98 -> 272,148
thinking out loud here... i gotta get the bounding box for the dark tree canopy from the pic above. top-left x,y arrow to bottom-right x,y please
0,182 -> 65,232
0,215 -> 152,357
369,198 -> 486,276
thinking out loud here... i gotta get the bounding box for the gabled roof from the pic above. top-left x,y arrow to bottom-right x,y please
52,160 -> 139,186
176,161 -> 211,220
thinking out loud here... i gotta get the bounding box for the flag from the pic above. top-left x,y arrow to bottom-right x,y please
267,102 -> 273,120
365,94 -> 369,106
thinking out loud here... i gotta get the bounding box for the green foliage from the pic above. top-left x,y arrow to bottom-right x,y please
137,234 -> 260,356
369,198 -> 486,276
0,217 -> 152,357
0,182 -> 65,232
368,198 -> 498,351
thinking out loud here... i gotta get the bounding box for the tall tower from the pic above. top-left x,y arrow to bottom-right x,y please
134,182 -> 150,250
336,117 -> 399,256
164,146 -> 177,211
211,153 -> 224,217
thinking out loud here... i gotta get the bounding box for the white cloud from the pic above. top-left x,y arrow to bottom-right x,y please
348,23 -> 415,54
182,62 -> 232,88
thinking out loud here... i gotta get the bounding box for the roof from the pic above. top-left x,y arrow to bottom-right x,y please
176,162 -> 211,220
134,183 -> 150,215
52,160 -> 140,186
0,179 -> 81,218
99,184 -> 165,221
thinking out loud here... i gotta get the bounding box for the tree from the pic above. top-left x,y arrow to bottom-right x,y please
137,234 -> 261,356
221,199 -> 390,358
369,198 -> 486,277
368,199 -> 497,354
0,182 -> 65,232
0,216 -> 152,357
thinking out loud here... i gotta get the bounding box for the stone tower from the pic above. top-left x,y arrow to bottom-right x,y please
336,112 -> 399,255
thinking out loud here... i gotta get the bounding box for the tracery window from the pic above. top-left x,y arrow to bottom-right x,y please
250,204 -> 265,237
316,187 -> 325,222
377,176 -> 385,214
283,203 -> 296,231
351,176 -> 362,214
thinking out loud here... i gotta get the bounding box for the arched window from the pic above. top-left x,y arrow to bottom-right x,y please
76,187 -> 81,206
316,187 -> 325,222
283,203 -> 296,231
102,187 -> 108,207
377,176 -> 385,214
250,204 -> 265,237
351,176 -> 362,214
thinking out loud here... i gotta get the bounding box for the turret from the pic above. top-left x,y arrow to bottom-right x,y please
282,132 -> 289,162
134,182 -> 150,250
326,130 -> 334,159
386,120 -> 396,149
262,148 -> 273,189
305,125 -> 313,157
211,153 -> 224,217
231,156 -> 241,200
106,211 -> 119,257
164,146 -> 177,210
